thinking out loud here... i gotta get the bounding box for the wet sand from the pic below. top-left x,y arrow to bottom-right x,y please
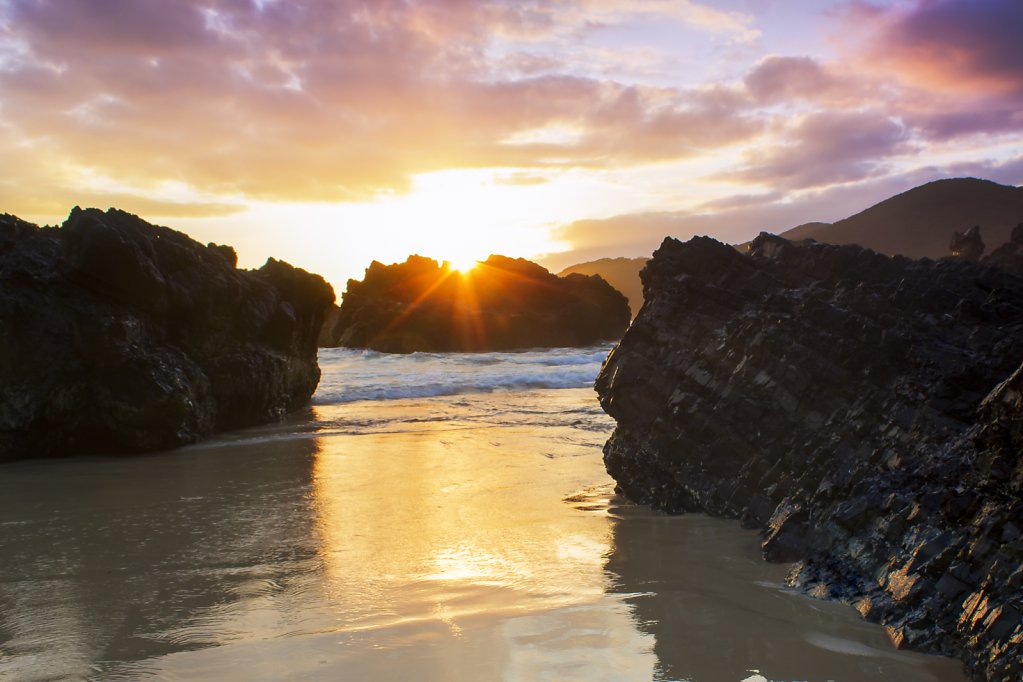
0,390 -> 968,681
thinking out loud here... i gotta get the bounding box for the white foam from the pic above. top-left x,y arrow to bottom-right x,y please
313,346 -> 612,405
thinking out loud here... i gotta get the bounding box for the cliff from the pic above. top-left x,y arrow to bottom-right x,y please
0,208 -> 334,462
323,254 -> 630,352
595,233 -> 1023,680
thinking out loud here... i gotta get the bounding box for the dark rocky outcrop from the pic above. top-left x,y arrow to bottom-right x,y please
950,225 -> 985,261
323,254 -> 630,352
317,303 -> 344,347
985,223 -> 1023,273
596,233 -> 1023,680
0,208 -> 334,462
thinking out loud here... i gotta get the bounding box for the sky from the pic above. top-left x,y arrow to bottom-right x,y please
1,0 -> 1021,293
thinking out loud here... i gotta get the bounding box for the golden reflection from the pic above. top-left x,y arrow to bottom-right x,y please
308,397 -> 621,633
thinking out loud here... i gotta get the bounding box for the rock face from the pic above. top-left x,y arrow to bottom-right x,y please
596,233 -> 1023,681
324,254 -> 630,352
0,208 -> 334,462
950,225 -> 985,261
985,222 -> 1023,273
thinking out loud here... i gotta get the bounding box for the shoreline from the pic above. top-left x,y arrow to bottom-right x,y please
0,385 -> 968,681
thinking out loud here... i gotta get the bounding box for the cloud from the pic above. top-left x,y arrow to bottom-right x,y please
485,0 -> 759,43
493,173 -> 550,186
930,155 -> 1023,187
909,108 -> 1023,140
720,110 -> 916,189
543,167 -> 998,268
0,0 -> 1018,237
744,56 -> 835,103
0,0 -> 764,211
868,0 -> 1023,96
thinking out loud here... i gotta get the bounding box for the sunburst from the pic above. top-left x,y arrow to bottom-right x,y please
449,257 -> 480,274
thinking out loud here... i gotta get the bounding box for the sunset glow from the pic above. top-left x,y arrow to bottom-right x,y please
1,0 -> 1020,291
449,258 -> 480,275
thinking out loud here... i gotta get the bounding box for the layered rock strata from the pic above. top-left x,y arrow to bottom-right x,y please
596,233 -> 1023,681
0,208 -> 334,462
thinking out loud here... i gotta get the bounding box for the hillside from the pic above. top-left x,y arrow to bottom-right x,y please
779,178 -> 1023,258
558,257 -> 647,318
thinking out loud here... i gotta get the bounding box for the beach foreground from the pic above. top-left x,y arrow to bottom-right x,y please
0,351 -> 967,681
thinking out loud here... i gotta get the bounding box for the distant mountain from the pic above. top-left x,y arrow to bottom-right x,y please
777,178 -> 1023,258
559,257 -> 647,318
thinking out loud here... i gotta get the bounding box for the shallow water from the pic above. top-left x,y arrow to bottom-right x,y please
0,350 -> 968,681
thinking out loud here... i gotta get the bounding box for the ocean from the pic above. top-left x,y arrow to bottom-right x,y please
0,347 -> 966,681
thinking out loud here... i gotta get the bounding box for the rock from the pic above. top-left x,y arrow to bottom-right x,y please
0,208 -> 334,461
984,222 -> 1023,274
323,254 -> 630,352
317,303 -> 344,347
950,225 -> 985,261
595,233 -> 1023,680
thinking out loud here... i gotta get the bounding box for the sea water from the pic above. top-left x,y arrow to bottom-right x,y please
0,347 -> 967,681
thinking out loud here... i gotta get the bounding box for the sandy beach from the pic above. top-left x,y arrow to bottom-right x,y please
0,352 -> 969,681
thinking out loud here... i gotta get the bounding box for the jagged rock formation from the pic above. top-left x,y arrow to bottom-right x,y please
985,223 -> 1023,273
950,225 -> 985,261
596,233 -> 1023,681
0,208 -> 334,462
324,254 -> 630,352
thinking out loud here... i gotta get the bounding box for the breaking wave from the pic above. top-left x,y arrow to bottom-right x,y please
313,345 -> 612,405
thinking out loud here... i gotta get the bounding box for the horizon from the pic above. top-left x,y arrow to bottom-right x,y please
2,0 -> 1022,293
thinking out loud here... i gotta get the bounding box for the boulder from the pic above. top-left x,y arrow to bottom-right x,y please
323,254 -> 630,352
596,233 -> 1023,680
0,208 -> 334,461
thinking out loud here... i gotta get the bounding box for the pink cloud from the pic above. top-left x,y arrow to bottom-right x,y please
872,0 -> 1023,96
0,0 -> 761,206
721,110 -> 916,189
744,56 -> 835,103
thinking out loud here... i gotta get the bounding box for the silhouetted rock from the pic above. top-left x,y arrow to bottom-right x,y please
323,254 -> 630,352
0,208 -> 334,462
317,303 -> 344,347
984,222 -> 1023,274
558,257 -> 648,319
950,225 -> 985,261
596,233 -> 1023,680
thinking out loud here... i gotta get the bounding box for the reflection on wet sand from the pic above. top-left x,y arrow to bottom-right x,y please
0,389 -> 969,681
603,504 -> 969,682
0,436 -> 322,680
306,398 -> 655,681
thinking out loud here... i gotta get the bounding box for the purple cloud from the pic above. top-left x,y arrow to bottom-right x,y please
744,56 -> 835,103
722,110 -> 915,189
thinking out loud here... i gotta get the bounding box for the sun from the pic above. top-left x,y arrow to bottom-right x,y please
449,257 -> 480,274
